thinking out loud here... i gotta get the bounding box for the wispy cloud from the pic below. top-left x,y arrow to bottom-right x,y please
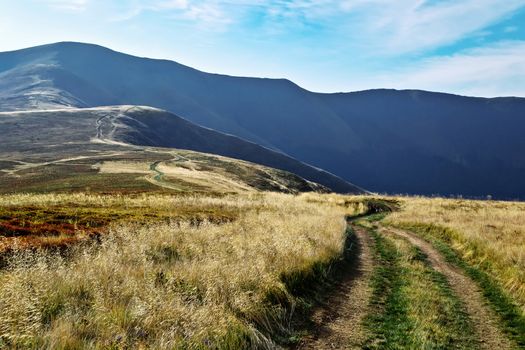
40,0 -> 89,12
254,0 -> 525,53
109,0 -> 525,53
355,0 -> 525,54
110,0 -> 232,26
359,41 -> 525,97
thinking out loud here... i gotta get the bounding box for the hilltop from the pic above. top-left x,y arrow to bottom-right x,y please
1,42 -> 524,198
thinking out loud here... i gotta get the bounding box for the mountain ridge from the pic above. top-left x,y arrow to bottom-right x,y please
5,41 -> 525,99
1,42 -> 524,199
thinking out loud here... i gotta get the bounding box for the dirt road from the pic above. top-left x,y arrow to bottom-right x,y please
296,224 -> 375,349
296,220 -> 513,349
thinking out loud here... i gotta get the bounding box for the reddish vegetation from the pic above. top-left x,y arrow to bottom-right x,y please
0,218 -> 103,254
0,203 -> 236,255
0,219 -> 79,237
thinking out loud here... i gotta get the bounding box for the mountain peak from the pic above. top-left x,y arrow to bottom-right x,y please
1,43 -> 525,198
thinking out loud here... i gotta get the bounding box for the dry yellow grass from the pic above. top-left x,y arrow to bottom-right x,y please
0,192 -> 361,349
385,196 -> 525,313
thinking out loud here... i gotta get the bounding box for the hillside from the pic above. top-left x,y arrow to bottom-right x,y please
1,42 -> 524,198
0,106 -> 363,194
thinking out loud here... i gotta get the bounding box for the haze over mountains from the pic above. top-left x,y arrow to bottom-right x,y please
1,42 -> 524,199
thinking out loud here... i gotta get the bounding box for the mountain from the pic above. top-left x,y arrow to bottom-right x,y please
0,106 -> 363,194
1,42 -> 524,198
98,106 -> 361,193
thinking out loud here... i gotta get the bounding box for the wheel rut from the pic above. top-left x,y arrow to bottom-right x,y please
296,223 -> 375,350
380,226 -> 513,350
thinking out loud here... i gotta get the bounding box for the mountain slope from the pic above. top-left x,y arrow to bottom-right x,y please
109,106 -> 361,193
0,106 -> 362,194
318,90 -> 525,197
1,42 -> 524,198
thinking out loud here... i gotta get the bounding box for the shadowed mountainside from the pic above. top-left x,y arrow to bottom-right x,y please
1,42 -> 524,198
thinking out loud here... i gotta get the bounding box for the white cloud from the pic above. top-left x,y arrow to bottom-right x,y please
109,0 -> 232,27
40,0 -> 89,12
276,0 -> 525,55
360,41 -> 525,97
157,0 -> 188,10
103,0 -> 525,52
373,0 -> 525,54
180,3 -> 232,26
30,0 -> 525,50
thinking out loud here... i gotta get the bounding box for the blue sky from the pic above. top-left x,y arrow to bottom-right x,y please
1,0 -> 525,96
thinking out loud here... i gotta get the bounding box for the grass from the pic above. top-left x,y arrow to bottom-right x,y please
385,197 -> 525,313
0,148 -> 327,196
0,192 -> 364,349
0,193 -> 242,255
363,226 -> 412,349
0,164 -> 169,195
394,240 -> 477,349
2,193 -> 524,348
362,219 -> 478,349
392,222 -> 525,347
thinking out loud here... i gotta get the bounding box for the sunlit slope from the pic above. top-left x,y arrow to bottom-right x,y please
0,106 -> 362,194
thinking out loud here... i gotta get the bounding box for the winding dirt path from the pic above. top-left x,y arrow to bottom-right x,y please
95,106 -> 139,144
380,226 -> 512,350
296,224 -> 375,349
145,160 -> 182,191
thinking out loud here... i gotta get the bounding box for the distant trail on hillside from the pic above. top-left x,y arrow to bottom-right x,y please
95,106 -> 139,144
381,226 -> 513,350
146,160 -> 181,191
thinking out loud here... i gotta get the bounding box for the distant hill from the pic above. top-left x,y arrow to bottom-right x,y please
0,106 -> 361,194
1,42 -> 524,198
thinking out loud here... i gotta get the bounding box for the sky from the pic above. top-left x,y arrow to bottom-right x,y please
1,0 -> 525,97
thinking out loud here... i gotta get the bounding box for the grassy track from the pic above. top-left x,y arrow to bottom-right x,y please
361,219 -> 479,349
393,222 -> 525,348
363,227 -> 412,348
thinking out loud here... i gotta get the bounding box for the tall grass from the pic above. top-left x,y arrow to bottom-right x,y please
0,193 -> 358,349
385,197 -> 525,314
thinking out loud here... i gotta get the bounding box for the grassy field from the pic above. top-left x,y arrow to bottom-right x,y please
1,192 -> 524,348
0,192 -> 363,349
385,197 -> 525,313
0,149 -> 326,196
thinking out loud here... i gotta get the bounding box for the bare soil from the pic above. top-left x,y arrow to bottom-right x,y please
296,224 -> 375,349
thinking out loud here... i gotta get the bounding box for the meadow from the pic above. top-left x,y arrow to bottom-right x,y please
0,192 -> 363,349
1,192 -> 524,349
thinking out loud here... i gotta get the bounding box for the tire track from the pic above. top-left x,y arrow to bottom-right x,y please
95,106 -> 139,143
380,226 -> 513,350
296,223 -> 375,349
